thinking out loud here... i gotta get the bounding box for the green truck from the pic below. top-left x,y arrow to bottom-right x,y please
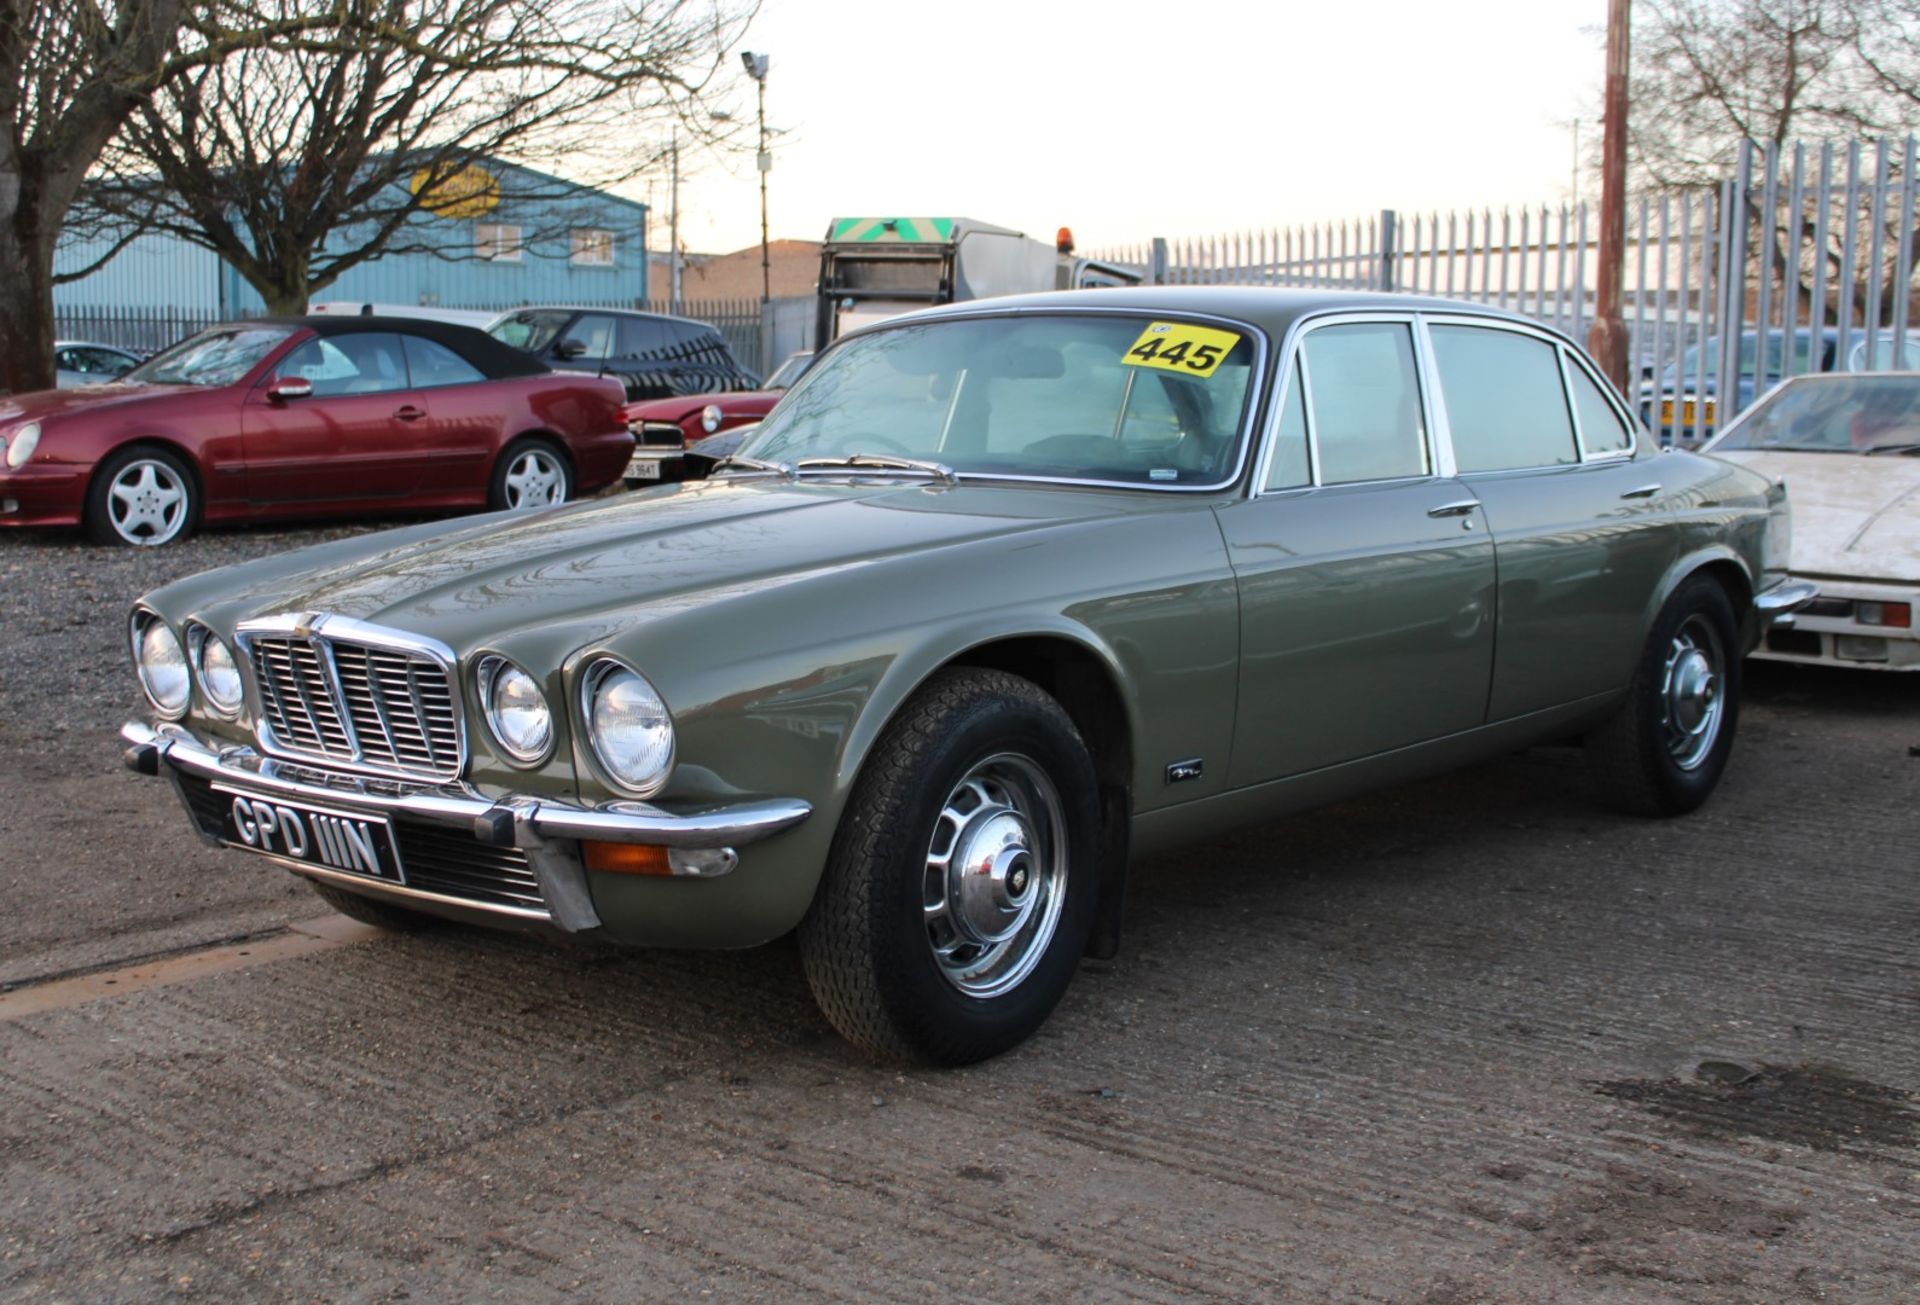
815,216 -> 1139,343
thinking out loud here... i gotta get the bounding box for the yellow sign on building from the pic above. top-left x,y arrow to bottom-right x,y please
410,164 -> 500,219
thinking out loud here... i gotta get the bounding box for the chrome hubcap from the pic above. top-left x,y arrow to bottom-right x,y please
107,460 -> 188,545
503,450 -> 567,509
924,753 -> 1066,999
1661,615 -> 1725,771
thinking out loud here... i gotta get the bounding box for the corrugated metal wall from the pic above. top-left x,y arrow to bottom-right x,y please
55,187 -> 648,313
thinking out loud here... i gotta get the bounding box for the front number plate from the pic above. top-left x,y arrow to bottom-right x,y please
213,786 -> 405,883
625,457 -> 663,480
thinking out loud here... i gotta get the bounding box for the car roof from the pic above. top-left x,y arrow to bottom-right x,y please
243,314 -> 551,380
897,285 -> 1560,340
54,340 -> 136,352
492,305 -> 720,330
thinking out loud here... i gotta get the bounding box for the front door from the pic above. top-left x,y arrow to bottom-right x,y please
1218,319 -> 1497,786
242,332 -> 426,506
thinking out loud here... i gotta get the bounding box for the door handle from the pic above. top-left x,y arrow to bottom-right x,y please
1426,500 -> 1479,518
393,405 -> 426,422
1619,482 -> 1661,499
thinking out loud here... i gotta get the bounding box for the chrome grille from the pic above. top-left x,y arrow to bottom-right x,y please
240,617 -> 464,782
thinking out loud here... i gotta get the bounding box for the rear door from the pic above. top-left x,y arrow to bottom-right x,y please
607,314 -> 673,399
241,332 -> 426,504
1424,316 -> 1677,719
399,333 -> 503,498
1215,316 -> 1497,785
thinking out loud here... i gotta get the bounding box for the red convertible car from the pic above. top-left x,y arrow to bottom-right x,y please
0,316 -> 632,546
620,350 -> 813,487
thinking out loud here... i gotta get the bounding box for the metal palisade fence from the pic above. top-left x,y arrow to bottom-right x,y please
54,296 -> 815,376
1095,134 -> 1919,442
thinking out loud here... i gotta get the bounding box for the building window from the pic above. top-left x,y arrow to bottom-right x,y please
475,223 -> 522,262
571,227 -> 615,267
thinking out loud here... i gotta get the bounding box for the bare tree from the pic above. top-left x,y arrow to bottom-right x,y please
1630,0 -> 1920,325
81,0 -> 753,315
1628,0 -> 1885,189
1,1 -> 188,394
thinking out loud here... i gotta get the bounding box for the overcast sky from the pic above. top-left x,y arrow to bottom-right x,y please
657,0 -> 1608,258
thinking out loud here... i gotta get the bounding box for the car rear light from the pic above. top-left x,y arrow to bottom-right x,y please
1856,601 -> 1911,628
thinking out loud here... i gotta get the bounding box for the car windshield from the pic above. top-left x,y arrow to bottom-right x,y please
124,327 -> 294,387
1668,332 -> 1823,384
741,314 -> 1258,487
488,310 -> 572,354
764,352 -> 814,390
1712,375 -> 1920,454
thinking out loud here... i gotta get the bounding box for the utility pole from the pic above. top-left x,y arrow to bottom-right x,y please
1587,0 -> 1630,395
669,125 -> 682,314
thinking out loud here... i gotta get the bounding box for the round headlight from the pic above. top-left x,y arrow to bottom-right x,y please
700,404 -> 724,434
479,656 -> 553,764
6,421 -> 40,468
192,627 -> 246,716
583,660 -> 674,794
132,614 -> 189,717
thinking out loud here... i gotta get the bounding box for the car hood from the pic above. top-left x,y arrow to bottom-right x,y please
0,381 -> 205,426
624,390 -> 780,420
1715,449 -> 1920,582
181,477 -> 1155,651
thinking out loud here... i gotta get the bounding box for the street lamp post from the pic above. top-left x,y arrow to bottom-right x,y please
741,51 -> 771,306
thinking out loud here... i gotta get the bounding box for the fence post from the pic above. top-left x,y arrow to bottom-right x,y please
1377,210 -> 1397,292
1714,140 -> 1753,428
1149,237 -> 1169,286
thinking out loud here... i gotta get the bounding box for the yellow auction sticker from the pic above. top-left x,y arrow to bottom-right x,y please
1122,321 -> 1242,379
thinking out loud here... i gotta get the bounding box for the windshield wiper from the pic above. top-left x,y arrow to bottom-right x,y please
711,454 -> 796,479
794,453 -> 957,484
1862,442 -> 1920,456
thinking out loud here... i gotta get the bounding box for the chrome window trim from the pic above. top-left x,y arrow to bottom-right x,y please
1252,311 -> 1440,494
233,611 -> 468,783
1557,343 -> 1639,462
574,654 -> 677,800
766,304 -> 1272,495
1419,312 -> 1633,476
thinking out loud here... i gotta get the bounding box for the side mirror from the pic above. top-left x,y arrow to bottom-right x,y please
266,377 -> 314,403
553,339 -> 587,360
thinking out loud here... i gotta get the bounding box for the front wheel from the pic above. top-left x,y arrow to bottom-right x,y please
1585,574 -> 1741,816
799,668 -> 1101,1065
489,439 -> 572,511
86,446 -> 197,546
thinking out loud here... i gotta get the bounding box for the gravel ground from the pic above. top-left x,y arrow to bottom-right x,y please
0,522 -> 377,985
2,518 -> 1917,1301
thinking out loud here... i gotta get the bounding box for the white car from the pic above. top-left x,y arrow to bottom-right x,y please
54,341 -> 141,388
1706,372 -> 1920,669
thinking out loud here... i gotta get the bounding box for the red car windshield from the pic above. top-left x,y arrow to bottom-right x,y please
125,327 -> 296,387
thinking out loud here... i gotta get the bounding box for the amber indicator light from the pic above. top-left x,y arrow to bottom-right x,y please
582,842 -> 673,875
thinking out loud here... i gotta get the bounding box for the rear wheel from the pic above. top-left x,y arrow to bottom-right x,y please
86,446 -> 196,546
1585,574 -> 1741,816
799,668 -> 1100,1065
306,879 -> 435,931
489,439 -> 572,511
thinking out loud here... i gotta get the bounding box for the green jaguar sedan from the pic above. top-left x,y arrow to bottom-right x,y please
122,288 -> 1813,1064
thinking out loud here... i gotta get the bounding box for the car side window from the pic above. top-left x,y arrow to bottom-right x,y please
87,348 -> 135,375
1263,356 -> 1311,490
54,348 -> 77,370
1302,322 -> 1428,483
276,334 -> 410,397
1431,325 -> 1578,472
402,335 -> 485,388
1565,356 -> 1634,456
558,314 -> 615,363
615,316 -> 670,359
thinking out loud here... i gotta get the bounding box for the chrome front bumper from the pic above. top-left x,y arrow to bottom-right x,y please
121,721 -> 812,931
1754,578 -> 1819,626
